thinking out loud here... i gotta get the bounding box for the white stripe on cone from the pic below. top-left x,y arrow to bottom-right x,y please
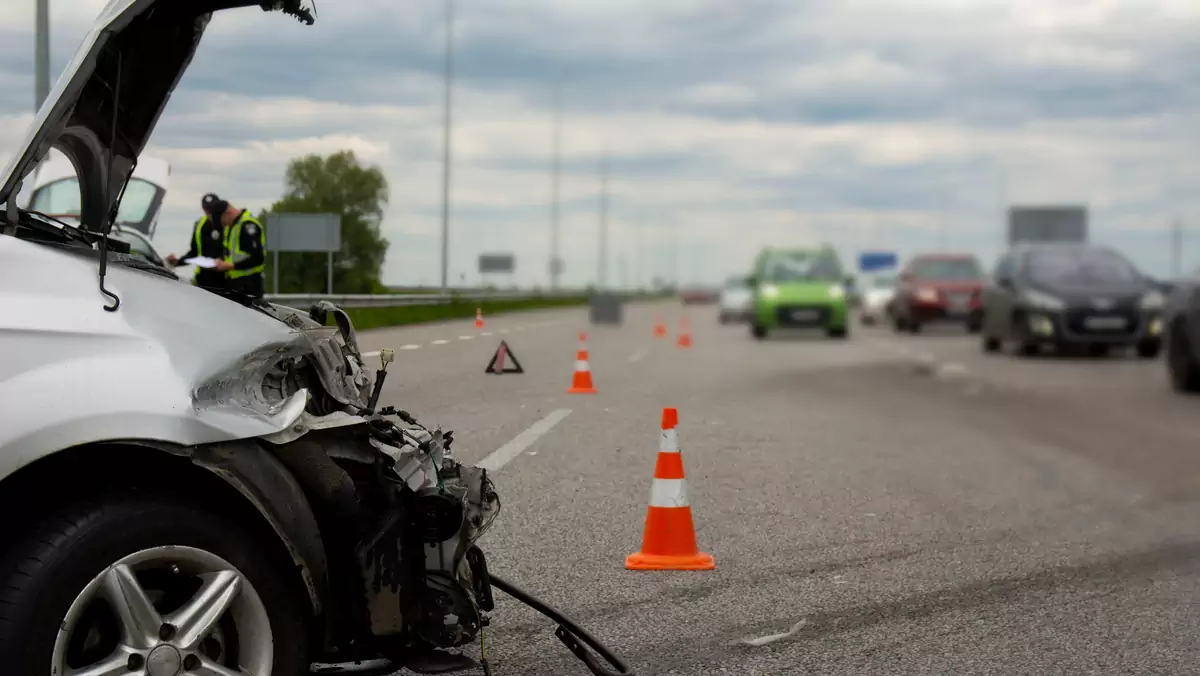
575,360 -> 590,371
659,429 -> 679,453
649,478 -> 689,508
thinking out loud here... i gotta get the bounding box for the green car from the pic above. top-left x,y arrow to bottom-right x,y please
748,246 -> 853,339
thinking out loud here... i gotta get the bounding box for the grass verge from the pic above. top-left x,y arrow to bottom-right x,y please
343,295 -> 592,331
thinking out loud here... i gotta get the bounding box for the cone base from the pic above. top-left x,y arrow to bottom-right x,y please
625,551 -> 714,571
566,386 -> 598,394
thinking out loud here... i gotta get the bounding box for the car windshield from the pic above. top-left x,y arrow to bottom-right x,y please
29,176 -> 161,226
873,275 -> 896,288
764,251 -> 842,283
910,258 -> 981,281
1027,248 -> 1142,285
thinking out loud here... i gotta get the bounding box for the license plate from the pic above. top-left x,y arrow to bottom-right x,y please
790,310 -> 819,321
1083,316 -> 1127,331
947,296 -> 970,313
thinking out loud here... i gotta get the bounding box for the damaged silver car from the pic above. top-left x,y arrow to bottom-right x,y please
0,2 -> 629,675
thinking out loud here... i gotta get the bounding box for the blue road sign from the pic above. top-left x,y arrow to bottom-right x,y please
858,251 -> 898,273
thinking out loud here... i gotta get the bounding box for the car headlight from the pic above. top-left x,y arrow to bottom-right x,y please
760,284 -> 780,298
1140,290 -> 1165,310
828,284 -> 845,299
1022,289 -> 1065,311
916,287 -> 939,303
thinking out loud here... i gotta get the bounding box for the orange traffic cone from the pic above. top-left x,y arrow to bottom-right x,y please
475,307 -> 484,329
626,407 -> 714,571
566,332 -> 598,394
653,315 -> 667,338
676,316 -> 693,349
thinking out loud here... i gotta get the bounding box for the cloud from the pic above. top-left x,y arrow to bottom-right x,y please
1,0 -> 1199,287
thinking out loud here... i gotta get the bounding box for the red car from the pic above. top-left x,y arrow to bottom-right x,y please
892,254 -> 985,333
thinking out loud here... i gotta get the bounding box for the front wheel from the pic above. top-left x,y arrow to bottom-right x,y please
827,326 -> 849,340
751,324 -> 767,340
1168,322 -> 1200,392
0,497 -> 310,676
1136,340 -> 1161,359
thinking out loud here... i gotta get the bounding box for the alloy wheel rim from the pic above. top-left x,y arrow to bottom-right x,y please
51,545 -> 274,676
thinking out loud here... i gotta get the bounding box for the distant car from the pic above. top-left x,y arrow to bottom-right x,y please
892,253 -> 985,333
979,242 -> 1164,358
681,286 -> 720,304
718,275 -> 753,324
859,274 -> 896,325
1163,271 -> 1200,392
748,245 -> 852,340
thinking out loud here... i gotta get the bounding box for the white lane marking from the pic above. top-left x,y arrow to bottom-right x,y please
458,335 -> 473,340
499,329 -> 510,334
475,409 -> 573,472
362,350 -> 380,358
937,362 -> 968,378
400,344 -> 422,350
629,348 -> 649,363
740,620 -> 808,647
482,332 -> 493,336
432,339 -> 450,345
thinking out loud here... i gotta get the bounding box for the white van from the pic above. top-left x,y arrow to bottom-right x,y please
24,149 -> 195,281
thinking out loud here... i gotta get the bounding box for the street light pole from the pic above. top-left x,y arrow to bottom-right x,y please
549,83 -> 562,290
438,0 -> 455,292
35,0 -> 50,110
597,154 -> 609,289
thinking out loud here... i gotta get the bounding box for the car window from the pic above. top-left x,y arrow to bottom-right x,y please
29,176 -> 161,226
910,257 -> 982,281
115,229 -> 163,266
1026,248 -> 1141,285
764,251 -> 843,283
725,276 -> 747,289
873,275 -> 895,288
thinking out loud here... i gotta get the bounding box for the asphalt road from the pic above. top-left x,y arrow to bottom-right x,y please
356,302 -> 1200,676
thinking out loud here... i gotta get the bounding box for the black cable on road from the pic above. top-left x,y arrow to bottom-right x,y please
489,573 -> 634,676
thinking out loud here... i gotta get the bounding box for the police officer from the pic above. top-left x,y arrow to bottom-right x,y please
207,195 -> 267,299
166,193 -> 227,291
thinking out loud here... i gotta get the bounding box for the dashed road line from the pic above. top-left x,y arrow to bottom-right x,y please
400,344 -> 422,350
432,339 -> 450,345
458,335 -> 474,340
475,409 -> 573,472
629,348 -> 649,363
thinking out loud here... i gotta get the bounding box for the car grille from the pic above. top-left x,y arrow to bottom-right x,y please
776,305 -> 829,327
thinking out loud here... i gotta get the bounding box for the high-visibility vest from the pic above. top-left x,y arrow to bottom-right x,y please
223,211 -> 265,279
191,215 -> 209,282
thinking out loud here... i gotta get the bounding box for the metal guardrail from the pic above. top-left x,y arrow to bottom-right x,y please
263,290 -> 596,310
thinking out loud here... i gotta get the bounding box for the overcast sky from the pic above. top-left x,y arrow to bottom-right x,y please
2,0 -> 1198,287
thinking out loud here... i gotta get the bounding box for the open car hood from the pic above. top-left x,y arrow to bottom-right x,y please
0,0 -> 313,234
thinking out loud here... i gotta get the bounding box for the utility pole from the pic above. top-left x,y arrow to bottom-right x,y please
438,0 -> 455,292
35,0 -> 50,110
549,83 -> 562,290
1171,216 -> 1182,279
597,154 -> 609,289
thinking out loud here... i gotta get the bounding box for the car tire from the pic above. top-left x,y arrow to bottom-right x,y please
1087,344 -> 1111,358
861,315 -> 876,326
907,320 -> 921,334
751,324 -> 767,340
1168,322 -> 1200,392
0,497 -> 311,676
827,326 -> 849,340
981,334 -> 1001,353
892,315 -> 906,333
1136,340 -> 1161,359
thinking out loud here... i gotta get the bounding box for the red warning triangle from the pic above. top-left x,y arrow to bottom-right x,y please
485,340 -> 524,374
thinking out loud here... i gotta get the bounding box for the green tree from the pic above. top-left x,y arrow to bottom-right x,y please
262,150 -> 390,294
